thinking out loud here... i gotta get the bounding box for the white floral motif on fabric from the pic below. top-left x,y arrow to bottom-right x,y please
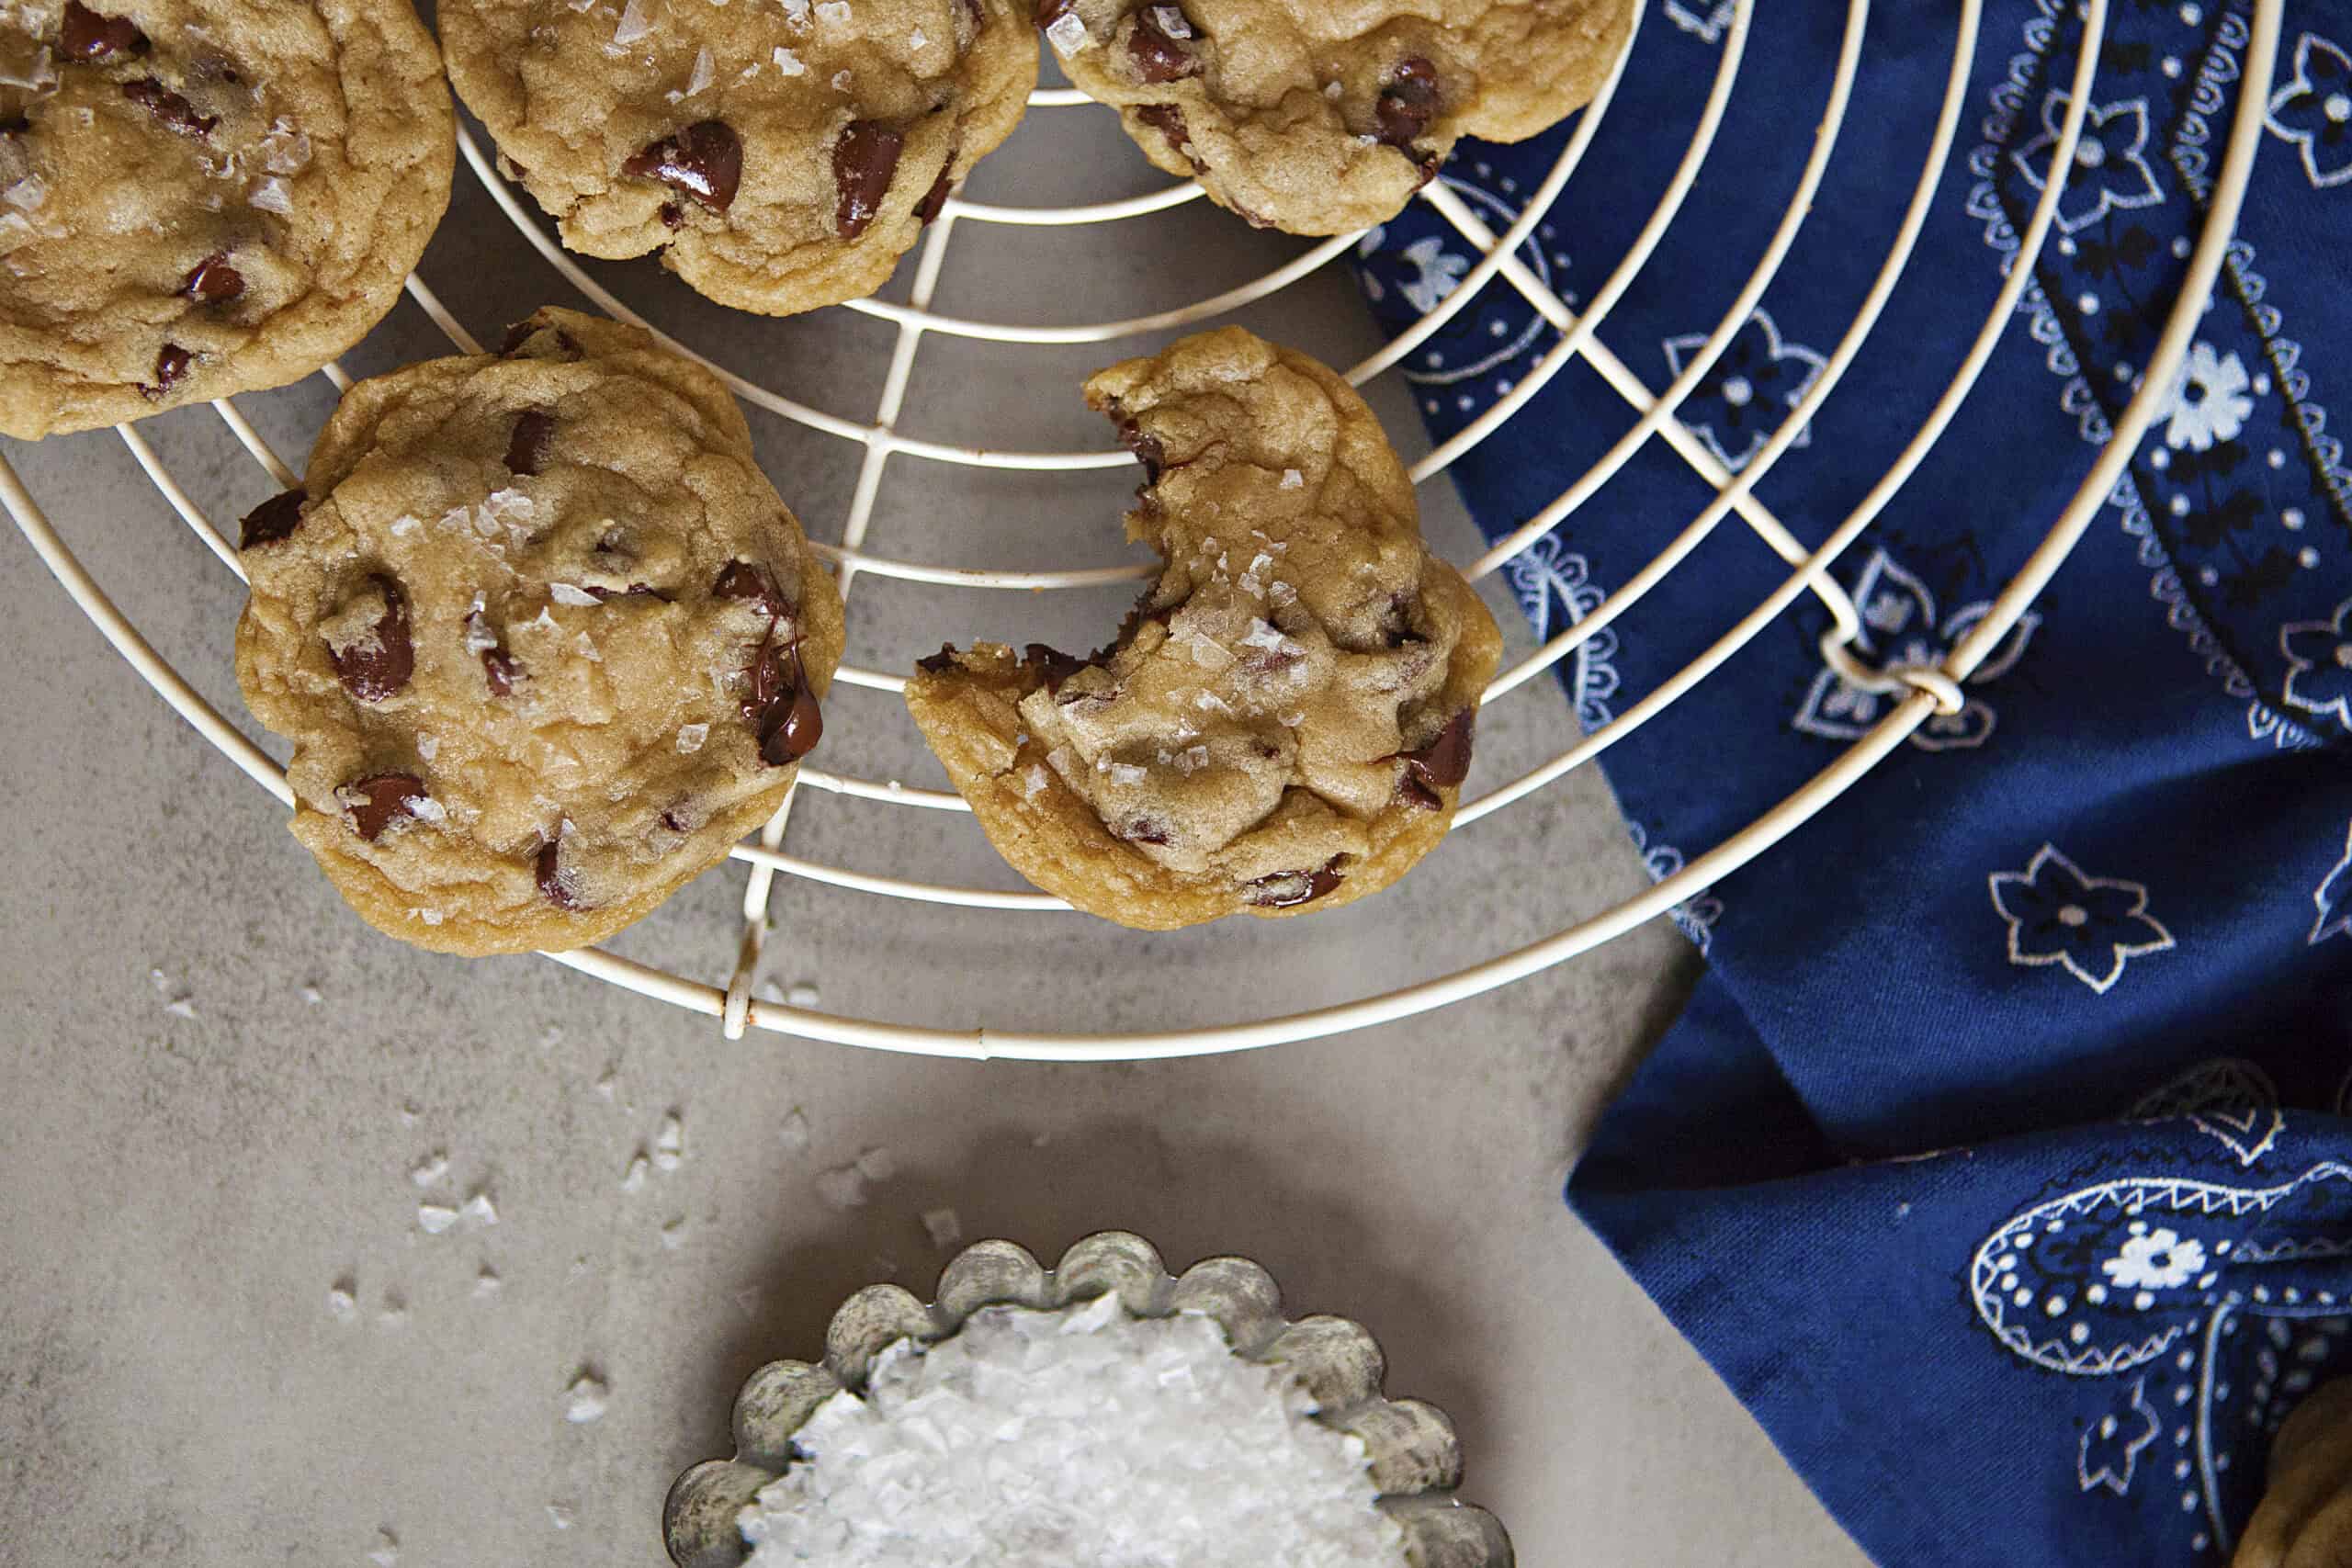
1660,309 -> 1827,472
1662,0 -> 1735,45
1989,845 -> 2176,995
2128,1058 -> 2286,1168
1793,549 -> 2040,752
2280,596 -> 2352,732
2102,1229 -> 2209,1291
1972,1165 -> 2352,1554
1501,533 -> 1619,734
2264,31 -> 2352,190
2079,1379 -> 2162,1496
1362,176 -> 1564,404
1627,822 -> 1723,955
2160,341 -> 2256,451
2010,93 -> 2167,233
2315,821 -> 2352,948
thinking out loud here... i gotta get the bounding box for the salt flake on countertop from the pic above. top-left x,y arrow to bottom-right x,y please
418,1203 -> 458,1235
462,1190 -> 498,1226
855,1146 -> 896,1182
368,1529 -> 399,1567
653,1111 -> 685,1170
777,1108 -> 811,1153
736,1297 -> 1408,1566
788,980 -> 821,1008
564,1371 -> 608,1423
922,1208 -> 962,1248
327,1280 -> 358,1322
815,1164 -> 866,1210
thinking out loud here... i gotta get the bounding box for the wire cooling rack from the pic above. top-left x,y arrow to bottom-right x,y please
0,0 -> 2283,1059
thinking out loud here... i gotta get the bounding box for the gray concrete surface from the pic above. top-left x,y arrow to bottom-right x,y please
0,73 -> 1871,1568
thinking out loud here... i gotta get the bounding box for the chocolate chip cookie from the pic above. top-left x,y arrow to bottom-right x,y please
1044,0 -> 1632,235
233,307 -> 846,955
906,326 -> 1499,931
442,0 -> 1035,317
0,0 -> 453,438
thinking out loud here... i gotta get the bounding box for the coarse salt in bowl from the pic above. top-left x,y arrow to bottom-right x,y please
665,1232 -> 1512,1568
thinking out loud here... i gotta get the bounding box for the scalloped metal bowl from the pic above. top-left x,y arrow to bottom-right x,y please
665,1231 -> 1513,1568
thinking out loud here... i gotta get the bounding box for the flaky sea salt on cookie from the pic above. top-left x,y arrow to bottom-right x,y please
906,325 -> 1499,931
441,0 -> 1036,316
0,0 -> 454,437
1044,0 -> 1633,235
232,307 -> 845,955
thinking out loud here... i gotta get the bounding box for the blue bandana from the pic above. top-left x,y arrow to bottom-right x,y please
1351,0 -> 2352,1561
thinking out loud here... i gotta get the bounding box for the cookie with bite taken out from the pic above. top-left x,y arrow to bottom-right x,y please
906,325 -> 1499,931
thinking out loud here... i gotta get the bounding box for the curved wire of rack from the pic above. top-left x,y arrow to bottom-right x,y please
0,0 -> 2283,1058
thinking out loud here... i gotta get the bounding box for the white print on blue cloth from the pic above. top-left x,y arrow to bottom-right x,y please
2265,31 -> 2352,190
2128,1058 -> 2286,1169
2314,821 -> 2352,948
1353,169 -> 1568,422
1626,821 -> 1724,956
2280,595 -> 2352,734
1970,1163 -> 2352,1553
1965,3 -> 2344,751
2010,94 -> 2167,233
1502,532 -> 1619,734
1659,309 -> 1826,473
1989,844 -> 2176,995
1792,548 -> 2040,752
1661,0 -> 1735,46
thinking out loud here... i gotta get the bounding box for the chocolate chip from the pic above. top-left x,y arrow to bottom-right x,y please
912,164 -> 954,224
712,558 -> 788,621
122,79 -> 217,137
915,645 -> 960,674
61,1 -> 148,60
536,835 -> 585,909
342,773 -> 425,841
832,119 -> 903,239
1134,103 -> 1203,173
180,251 -> 243,305
1,116 -> 27,135
658,200 -> 684,231
1117,817 -> 1171,846
1400,708 -> 1475,794
1376,57 -> 1441,152
328,574 -> 413,703
481,645 -> 521,696
582,582 -> 669,604
623,120 -> 741,214
1127,5 -> 1199,82
239,488 -> 306,548
1024,642 -> 1089,693
503,409 -> 554,476
1247,857 -> 1345,909
1118,420 -> 1165,483
1397,774 -> 1443,811
142,342 -> 193,398
760,677 -> 823,766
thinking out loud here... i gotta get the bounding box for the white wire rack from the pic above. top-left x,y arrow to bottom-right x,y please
0,0 -> 2283,1059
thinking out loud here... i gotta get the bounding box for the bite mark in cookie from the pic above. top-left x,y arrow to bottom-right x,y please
904,326 -> 1500,931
